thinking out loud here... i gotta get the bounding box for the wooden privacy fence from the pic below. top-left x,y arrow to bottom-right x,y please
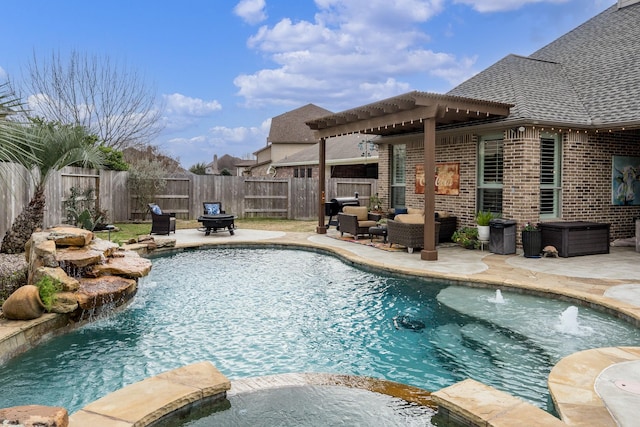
0,164 -> 377,237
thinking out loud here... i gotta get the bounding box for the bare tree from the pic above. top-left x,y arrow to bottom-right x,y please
17,50 -> 164,150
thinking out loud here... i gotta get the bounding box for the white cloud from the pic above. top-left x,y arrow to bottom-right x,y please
453,0 -> 570,13
235,0 -> 478,109
161,93 -> 222,131
164,93 -> 222,116
234,0 -> 267,25
162,119 -> 271,167
208,118 -> 271,145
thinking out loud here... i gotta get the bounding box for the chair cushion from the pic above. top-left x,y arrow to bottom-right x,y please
204,203 -> 221,215
407,208 -> 424,215
151,205 -> 162,215
359,220 -> 378,228
436,211 -> 450,218
395,214 -> 424,224
394,208 -> 408,215
343,206 -> 368,221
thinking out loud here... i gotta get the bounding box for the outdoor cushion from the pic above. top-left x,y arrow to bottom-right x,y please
343,206 -> 369,221
395,214 -> 424,224
394,208 -> 408,215
204,203 -> 221,215
358,220 -> 378,228
151,204 -> 162,215
407,208 -> 424,215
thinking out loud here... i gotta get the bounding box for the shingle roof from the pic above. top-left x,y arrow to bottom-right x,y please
268,104 -> 333,143
272,134 -> 380,166
448,3 -> 640,127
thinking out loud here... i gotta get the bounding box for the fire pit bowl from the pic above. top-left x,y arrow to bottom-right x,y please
197,214 -> 236,236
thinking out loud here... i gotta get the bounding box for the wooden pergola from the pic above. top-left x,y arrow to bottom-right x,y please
306,90 -> 512,261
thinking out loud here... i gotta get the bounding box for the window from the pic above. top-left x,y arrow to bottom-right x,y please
540,134 -> 561,218
391,144 -> 406,208
307,168 -> 313,178
300,168 -> 305,178
293,168 -> 298,178
477,135 -> 503,214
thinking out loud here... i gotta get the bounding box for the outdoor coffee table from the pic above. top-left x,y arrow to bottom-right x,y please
197,214 -> 236,236
369,225 -> 387,243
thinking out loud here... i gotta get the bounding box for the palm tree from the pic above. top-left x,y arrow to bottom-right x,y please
1,121 -> 105,253
0,83 -> 40,176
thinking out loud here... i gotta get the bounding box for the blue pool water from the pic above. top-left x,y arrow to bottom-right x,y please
0,248 -> 638,414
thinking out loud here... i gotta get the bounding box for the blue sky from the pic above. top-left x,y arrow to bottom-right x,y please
0,0 -> 614,169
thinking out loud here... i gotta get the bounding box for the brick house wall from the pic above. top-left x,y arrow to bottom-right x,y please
378,128 -> 640,242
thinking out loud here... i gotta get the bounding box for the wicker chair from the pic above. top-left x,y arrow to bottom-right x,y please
148,203 -> 176,235
387,218 -> 440,253
338,206 -> 381,239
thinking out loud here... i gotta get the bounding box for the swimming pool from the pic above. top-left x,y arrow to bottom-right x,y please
0,247 -> 638,415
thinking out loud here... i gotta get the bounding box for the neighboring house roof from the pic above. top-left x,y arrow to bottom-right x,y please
234,159 -> 257,167
272,134 -> 380,167
448,2 -> 640,128
268,103 -> 333,143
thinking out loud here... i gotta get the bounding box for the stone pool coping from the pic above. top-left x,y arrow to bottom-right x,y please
2,228 -> 640,426
69,361 -> 230,427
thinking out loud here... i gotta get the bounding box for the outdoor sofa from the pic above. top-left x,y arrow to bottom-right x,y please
387,213 -> 440,253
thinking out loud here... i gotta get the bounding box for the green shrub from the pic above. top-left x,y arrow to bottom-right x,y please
452,227 -> 479,249
35,276 -> 63,311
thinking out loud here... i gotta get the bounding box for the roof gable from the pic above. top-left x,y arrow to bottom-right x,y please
448,3 -> 640,128
268,104 -> 333,143
530,3 -> 640,125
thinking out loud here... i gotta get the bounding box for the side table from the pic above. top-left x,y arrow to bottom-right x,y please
369,225 -> 388,243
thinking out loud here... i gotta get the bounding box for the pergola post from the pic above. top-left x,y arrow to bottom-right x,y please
316,137 -> 327,234
421,117 -> 437,261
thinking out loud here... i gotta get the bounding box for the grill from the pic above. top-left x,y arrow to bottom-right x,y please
325,193 -> 360,229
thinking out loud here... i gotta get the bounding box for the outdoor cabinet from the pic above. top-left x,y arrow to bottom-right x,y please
489,219 -> 517,255
539,221 -> 610,257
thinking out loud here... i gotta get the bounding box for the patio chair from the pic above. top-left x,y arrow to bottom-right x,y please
337,206 -> 381,239
202,201 -> 225,215
387,215 -> 440,253
148,203 -> 176,235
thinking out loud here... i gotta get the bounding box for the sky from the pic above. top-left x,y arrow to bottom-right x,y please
0,0 -> 615,169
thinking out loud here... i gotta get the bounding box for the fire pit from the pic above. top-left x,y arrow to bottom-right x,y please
197,214 -> 236,236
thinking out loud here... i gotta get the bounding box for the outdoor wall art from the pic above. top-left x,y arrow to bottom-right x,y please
415,163 -> 460,195
612,155 -> 640,205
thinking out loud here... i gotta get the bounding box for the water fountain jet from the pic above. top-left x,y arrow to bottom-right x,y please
489,289 -> 505,304
558,306 -> 581,334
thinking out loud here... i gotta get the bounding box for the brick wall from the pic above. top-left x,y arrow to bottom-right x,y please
377,128 -> 640,241
562,129 -> 640,239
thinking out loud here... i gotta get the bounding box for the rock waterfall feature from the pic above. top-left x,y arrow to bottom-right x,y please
2,226 -> 152,321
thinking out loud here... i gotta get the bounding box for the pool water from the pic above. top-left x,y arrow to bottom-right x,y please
178,385 -> 435,427
0,248 -> 638,415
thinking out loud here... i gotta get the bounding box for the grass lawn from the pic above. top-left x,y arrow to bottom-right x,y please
103,218 -> 318,244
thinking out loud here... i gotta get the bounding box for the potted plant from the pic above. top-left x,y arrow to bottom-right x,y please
475,211 -> 494,241
368,193 -> 383,213
522,221 -> 542,258
452,227 -> 479,249
0,277 -> 61,320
